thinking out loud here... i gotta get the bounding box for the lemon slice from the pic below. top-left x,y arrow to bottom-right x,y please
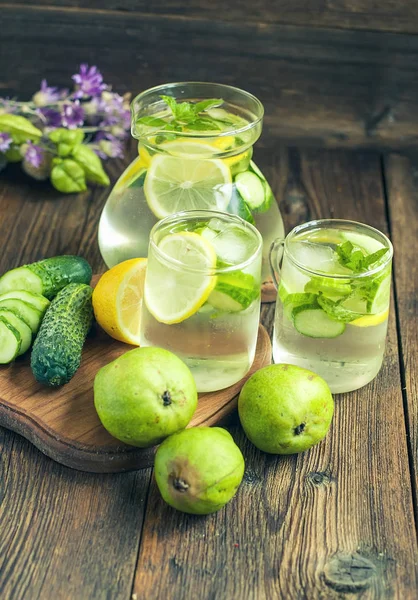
145,232 -> 217,324
350,309 -> 389,327
144,148 -> 232,219
92,258 -> 147,345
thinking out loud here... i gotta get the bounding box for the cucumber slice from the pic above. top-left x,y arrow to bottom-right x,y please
292,305 -> 346,338
367,272 -> 391,314
0,267 -> 43,296
248,160 -> 266,180
0,316 -> 21,363
235,171 -> 265,212
317,295 -> 363,322
0,290 -> 49,313
305,276 -> 352,299
227,188 -> 255,224
0,308 -> 32,355
208,271 -> 259,312
283,292 -> 318,320
0,299 -> 42,334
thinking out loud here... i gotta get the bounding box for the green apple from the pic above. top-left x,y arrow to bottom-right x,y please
238,364 -> 334,454
154,427 -> 245,514
94,347 -> 197,447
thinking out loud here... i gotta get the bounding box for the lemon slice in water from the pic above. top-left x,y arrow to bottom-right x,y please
144,144 -> 232,219
144,232 -> 217,324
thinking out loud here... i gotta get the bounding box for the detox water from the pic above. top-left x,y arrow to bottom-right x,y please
98,82 -> 284,282
272,221 -> 393,393
139,211 -> 262,392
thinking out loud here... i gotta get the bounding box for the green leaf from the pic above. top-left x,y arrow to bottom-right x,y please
71,144 -> 110,186
186,117 -> 223,131
362,247 -> 389,268
173,102 -> 196,122
48,128 -> 84,146
0,114 -> 42,143
160,95 -> 178,114
137,116 -> 169,128
194,99 -> 223,114
50,159 -> 87,193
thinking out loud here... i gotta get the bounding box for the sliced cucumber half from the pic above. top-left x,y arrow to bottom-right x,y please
227,188 -> 255,224
0,266 -> 43,296
0,299 -> 43,334
283,292 -> 318,320
0,308 -> 32,355
367,272 -> 391,314
305,276 -> 352,299
292,305 -> 346,338
0,316 -> 21,363
208,271 -> 259,312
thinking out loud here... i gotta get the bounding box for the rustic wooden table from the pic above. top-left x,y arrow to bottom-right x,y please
0,143 -> 417,599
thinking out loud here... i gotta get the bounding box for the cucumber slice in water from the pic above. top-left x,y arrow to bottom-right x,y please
283,292 -> 318,320
305,276 -> 352,299
208,271 -> 259,312
0,290 -> 49,313
227,188 -> 255,224
292,305 -> 346,338
0,299 -> 42,334
0,316 -> 21,363
235,171 -> 266,212
0,308 -> 32,355
367,272 -> 391,313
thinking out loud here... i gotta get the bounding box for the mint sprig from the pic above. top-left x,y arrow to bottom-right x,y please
336,241 -> 388,273
137,96 -> 225,134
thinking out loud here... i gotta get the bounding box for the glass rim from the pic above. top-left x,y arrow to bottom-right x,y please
131,81 -> 264,141
149,209 -> 263,275
284,218 -> 393,279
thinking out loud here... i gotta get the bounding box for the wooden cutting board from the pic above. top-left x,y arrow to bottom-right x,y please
0,323 -> 271,473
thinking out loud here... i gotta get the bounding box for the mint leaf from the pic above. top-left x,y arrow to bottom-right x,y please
186,117 -> 222,131
160,95 -> 177,114
362,248 -> 389,268
194,99 -> 223,113
137,116 -> 168,128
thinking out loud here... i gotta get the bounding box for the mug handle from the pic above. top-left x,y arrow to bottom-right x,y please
269,238 -> 285,290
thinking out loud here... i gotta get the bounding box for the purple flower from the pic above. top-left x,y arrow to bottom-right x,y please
61,100 -> 85,129
0,98 -> 17,114
99,92 -> 131,130
24,142 -> 44,168
72,64 -> 106,99
33,79 -> 67,107
37,107 -> 62,128
0,132 -> 12,152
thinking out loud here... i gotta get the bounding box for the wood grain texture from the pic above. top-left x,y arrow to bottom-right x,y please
0,323 -> 271,473
3,5 -> 418,149
384,153 -> 418,501
12,0 -> 418,34
132,149 -> 418,599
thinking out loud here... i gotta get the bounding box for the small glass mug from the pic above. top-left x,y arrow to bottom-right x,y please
269,219 -> 393,393
139,210 -> 263,392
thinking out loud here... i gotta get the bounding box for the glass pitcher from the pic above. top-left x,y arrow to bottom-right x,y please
98,82 -> 284,282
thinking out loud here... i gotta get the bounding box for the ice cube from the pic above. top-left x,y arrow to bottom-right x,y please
289,241 -> 349,275
207,225 -> 259,265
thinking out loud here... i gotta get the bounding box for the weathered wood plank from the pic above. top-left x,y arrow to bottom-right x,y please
2,6 -> 418,149
384,153 -> 418,502
133,148 -> 418,599
0,146 -> 154,599
11,0 -> 418,35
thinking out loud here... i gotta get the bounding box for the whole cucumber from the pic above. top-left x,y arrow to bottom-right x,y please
31,283 -> 93,387
0,256 -> 92,300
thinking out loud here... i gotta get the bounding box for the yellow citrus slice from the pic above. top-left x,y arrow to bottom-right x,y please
144,232 -> 217,324
144,144 -> 232,219
92,258 -> 147,345
350,309 -> 389,327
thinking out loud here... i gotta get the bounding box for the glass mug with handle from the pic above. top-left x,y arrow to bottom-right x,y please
139,210 -> 263,393
269,219 -> 393,393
